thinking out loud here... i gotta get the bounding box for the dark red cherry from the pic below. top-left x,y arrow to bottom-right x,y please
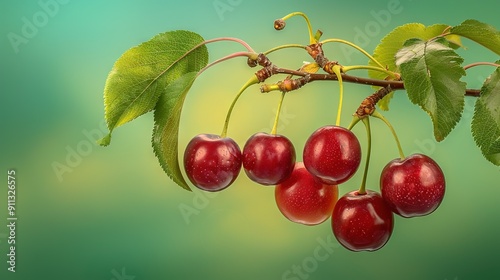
183,134 -> 242,192
303,125 -> 361,185
242,132 -> 296,185
380,153 -> 445,218
332,190 -> 394,252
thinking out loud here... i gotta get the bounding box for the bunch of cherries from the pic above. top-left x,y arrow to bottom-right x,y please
182,12 -> 446,252
183,122 -> 446,252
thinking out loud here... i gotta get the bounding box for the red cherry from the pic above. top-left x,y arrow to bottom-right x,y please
332,190 -> 394,252
242,132 -> 296,185
303,125 -> 362,185
183,134 -> 242,192
380,153 -> 446,218
275,162 -> 338,225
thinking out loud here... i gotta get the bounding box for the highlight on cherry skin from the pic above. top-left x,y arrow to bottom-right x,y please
380,153 -> 446,218
275,162 -> 338,226
303,125 -> 362,185
242,132 -> 296,185
332,189 -> 394,252
183,134 -> 242,192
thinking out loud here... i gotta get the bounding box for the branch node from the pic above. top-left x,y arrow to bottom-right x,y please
355,86 -> 393,118
278,75 -> 310,92
255,64 -> 278,83
256,53 -> 273,67
248,53 -> 272,68
260,75 -> 312,94
306,43 -> 329,68
323,61 -> 340,74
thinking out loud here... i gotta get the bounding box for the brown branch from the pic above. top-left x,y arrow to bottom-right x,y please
465,89 -> 481,97
253,53 -> 481,97
268,67 -> 481,96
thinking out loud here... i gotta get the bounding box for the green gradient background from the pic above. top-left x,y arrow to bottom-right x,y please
1,0 -> 499,279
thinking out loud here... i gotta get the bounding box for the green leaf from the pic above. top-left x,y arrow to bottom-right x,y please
472,67 -> 500,165
444,34 -> 464,50
451,19 -> 500,55
396,39 -> 466,141
152,72 -> 199,191
99,30 -> 208,146
368,23 -> 451,110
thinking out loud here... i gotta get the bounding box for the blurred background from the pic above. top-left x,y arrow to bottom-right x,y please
1,0 -> 499,279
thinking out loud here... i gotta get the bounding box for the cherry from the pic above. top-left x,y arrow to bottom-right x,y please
242,132 -> 296,185
332,190 -> 394,252
275,162 -> 338,225
380,153 -> 446,218
183,134 -> 242,192
303,125 -> 362,185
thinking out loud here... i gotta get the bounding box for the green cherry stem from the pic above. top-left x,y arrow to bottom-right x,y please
358,116 -> 371,195
263,44 -> 307,56
332,65 -> 344,126
371,110 -> 405,159
221,75 -> 260,138
347,115 -> 362,131
320,38 -> 389,75
271,91 -> 286,135
276,12 -> 316,44
342,65 -> 398,80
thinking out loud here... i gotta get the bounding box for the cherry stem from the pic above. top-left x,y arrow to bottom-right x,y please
202,37 -> 256,53
358,117 -> 371,195
463,62 -> 500,71
197,51 -> 259,77
332,65 -> 344,126
320,38 -> 389,74
271,92 -> 286,135
278,12 -> 315,44
342,65 -> 398,79
347,115 -> 362,131
221,76 -> 260,138
371,110 -> 406,160
263,44 -> 306,56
